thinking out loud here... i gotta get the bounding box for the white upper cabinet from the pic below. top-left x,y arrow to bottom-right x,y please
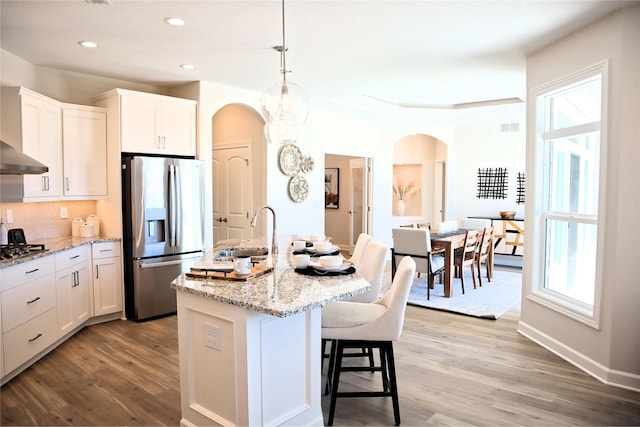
118,89 -> 196,156
1,87 -> 63,200
1,87 -> 109,202
62,104 -> 108,198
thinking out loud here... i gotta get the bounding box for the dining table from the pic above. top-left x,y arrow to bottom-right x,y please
430,229 -> 469,298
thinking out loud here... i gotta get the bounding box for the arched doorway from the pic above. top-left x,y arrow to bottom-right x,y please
211,104 -> 267,244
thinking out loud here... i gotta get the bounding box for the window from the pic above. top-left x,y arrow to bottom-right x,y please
530,63 -> 607,327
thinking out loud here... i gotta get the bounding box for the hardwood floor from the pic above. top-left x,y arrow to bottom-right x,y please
2,305 -> 639,426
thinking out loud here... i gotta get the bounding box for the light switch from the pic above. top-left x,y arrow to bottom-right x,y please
6,209 -> 13,224
60,207 -> 68,219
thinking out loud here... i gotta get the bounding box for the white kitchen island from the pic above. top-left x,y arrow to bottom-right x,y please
171,240 -> 370,426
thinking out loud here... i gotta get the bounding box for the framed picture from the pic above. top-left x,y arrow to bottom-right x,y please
325,168 -> 339,209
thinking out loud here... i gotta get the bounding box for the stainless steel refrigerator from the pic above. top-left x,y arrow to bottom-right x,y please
122,155 -> 205,321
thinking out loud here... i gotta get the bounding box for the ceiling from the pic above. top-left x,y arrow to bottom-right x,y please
1,0 -> 637,115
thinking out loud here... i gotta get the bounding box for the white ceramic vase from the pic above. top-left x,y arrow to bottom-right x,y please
397,199 -> 406,216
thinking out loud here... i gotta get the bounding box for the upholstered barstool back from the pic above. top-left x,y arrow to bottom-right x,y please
322,255 -> 415,340
348,233 -> 373,267
345,240 -> 388,303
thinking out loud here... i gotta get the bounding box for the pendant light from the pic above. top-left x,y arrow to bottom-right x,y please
260,0 -> 309,144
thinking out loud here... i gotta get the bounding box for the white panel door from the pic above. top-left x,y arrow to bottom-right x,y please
348,157 -> 372,254
212,145 -> 251,243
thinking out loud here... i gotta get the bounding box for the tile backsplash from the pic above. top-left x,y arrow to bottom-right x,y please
0,200 -> 97,242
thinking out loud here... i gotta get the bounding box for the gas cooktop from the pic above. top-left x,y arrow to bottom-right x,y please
0,243 -> 47,261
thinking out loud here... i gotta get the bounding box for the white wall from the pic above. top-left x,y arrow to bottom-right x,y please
454,106 -> 526,220
521,5 -> 640,390
0,49 -> 164,103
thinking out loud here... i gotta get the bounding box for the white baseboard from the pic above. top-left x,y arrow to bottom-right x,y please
518,321 -> 640,392
494,254 -> 522,268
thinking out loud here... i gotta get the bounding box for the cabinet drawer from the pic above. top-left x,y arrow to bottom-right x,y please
0,256 -> 55,293
55,245 -> 90,271
2,275 -> 57,333
92,241 -> 121,260
3,307 -> 58,374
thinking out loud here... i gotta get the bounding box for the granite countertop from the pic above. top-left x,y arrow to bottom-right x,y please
0,236 -> 121,269
171,239 -> 371,318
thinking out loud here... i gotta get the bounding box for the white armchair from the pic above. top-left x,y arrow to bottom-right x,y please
391,227 -> 445,300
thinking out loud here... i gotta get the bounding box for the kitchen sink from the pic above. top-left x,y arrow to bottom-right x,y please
214,247 -> 269,262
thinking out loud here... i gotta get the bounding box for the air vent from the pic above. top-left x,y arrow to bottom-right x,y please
500,123 -> 520,133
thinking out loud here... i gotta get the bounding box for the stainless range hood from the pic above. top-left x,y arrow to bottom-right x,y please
0,140 -> 48,174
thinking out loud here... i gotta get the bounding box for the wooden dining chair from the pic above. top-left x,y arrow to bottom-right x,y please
454,228 -> 479,294
417,222 -> 431,230
475,226 -> 494,287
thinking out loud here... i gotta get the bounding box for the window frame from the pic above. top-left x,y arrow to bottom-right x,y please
527,61 -> 609,329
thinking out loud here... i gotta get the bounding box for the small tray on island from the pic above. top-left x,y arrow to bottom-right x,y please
187,264 -> 274,281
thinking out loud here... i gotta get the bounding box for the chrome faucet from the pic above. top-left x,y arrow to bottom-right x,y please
250,205 -> 278,255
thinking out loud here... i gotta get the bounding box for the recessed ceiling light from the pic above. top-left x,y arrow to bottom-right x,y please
164,17 -> 186,26
78,40 -> 99,48
180,64 -> 196,70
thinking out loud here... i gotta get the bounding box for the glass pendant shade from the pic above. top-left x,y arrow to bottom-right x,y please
261,75 -> 310,144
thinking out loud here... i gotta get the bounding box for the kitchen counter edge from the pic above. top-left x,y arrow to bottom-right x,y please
0,236 -> 122,269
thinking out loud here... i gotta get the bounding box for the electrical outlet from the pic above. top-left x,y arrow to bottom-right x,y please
6,209 -> 13,224
205,324 -> 221,350
60,207 -> 68,219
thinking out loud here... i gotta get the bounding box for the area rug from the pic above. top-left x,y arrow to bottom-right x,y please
407,269 -> 522,319
382,265 -> 522,319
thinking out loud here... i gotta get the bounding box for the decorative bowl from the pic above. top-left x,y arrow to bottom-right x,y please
313,241 -> 332,251
319,255 -> 343,268
499,210 -> 516,219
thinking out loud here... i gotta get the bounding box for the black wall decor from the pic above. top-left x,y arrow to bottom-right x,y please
477,167 -> 508,199
516,172 -> 526,204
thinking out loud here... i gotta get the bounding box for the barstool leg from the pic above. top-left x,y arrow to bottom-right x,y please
367,346 -> 375,371
386,342 -> 401,426
325,339 -> 337,395
379,346 -> 389,392
327,340 -> 345,426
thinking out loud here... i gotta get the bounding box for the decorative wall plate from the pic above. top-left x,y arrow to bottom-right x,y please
278,144 -> 302,176
288,175 -> 309,202
300,155 -> 315,173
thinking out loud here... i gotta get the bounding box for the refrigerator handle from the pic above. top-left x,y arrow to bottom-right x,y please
169,164 -> 177,247
139,259 -> 185,269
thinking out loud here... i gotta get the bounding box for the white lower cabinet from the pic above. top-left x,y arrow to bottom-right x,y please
1,256 -> 58,375
1,240 -> 123,383
92,242 -> 123,316
3,309 -> 59,374
55,246 -> 92,336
